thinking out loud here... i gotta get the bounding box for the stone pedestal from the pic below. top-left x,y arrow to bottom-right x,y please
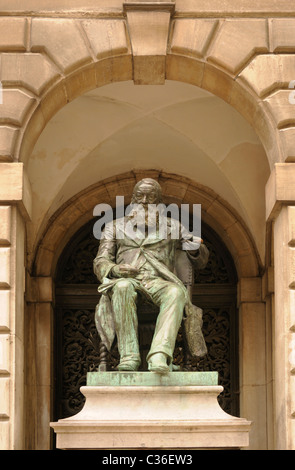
51,372 -> 251,450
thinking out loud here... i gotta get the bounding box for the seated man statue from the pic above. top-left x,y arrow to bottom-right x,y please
93,178 -> 209,373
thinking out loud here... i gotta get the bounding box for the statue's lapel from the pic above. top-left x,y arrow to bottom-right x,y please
141,217 -> 174,246
116,218 -> 143,247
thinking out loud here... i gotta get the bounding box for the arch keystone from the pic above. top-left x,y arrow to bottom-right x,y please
123,1 -> 175,84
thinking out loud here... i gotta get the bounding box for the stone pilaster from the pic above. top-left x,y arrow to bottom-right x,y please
266,163 -> 295,449
237,277 -> 267,449
25,276 -> 53,450
0,163 -> 31,449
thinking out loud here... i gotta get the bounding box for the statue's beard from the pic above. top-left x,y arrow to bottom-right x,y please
142,205 -> 159,228
128,203 -> 160,232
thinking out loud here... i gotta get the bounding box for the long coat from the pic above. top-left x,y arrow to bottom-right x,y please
93,216 -> 209,357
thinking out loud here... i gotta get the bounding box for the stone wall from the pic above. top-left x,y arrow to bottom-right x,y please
0,0 -> 295,449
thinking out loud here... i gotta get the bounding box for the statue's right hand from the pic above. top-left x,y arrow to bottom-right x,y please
111,264 -> 139,278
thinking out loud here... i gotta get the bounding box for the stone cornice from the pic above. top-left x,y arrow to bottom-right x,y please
123,1 -> 175,14
0,0 -> 294,18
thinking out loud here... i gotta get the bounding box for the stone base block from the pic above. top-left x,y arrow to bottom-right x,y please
51,372 -> 251,450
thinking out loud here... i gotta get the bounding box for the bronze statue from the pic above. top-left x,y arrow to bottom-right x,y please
93,178 -> 209,373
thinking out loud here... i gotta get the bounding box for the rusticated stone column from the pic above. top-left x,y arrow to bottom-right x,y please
25,277 -> 53,450
0,163 -> 31,449
266,163 -> 295,449
237,277 -> 267,449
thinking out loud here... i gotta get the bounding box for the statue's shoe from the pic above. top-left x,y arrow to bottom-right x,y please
148,353 -> 170,374
117,360 -> 140,371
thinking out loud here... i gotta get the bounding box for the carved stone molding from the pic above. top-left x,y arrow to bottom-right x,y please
0,163 -> 32,220
266,163 -> 295,221
123,1 -> 175,13
26,275 -> 53,303
123,1 -> 175,84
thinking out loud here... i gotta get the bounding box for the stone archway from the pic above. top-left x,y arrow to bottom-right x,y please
25,170 -> 265,449
16,47 -> 282,169
31,171 -> 261,278
2,1 -> 295,451
2,5 -> 287,169
14,2 -> 282,451
19,44 -> 272,447
53,217 -> 239,423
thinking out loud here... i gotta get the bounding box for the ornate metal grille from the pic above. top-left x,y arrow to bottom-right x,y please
54,220 -> 239,421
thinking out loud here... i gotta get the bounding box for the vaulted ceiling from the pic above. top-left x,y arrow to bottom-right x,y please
28,80 -> 270,258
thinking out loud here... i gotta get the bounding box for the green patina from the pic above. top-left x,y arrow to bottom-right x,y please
87,371 -> 218,387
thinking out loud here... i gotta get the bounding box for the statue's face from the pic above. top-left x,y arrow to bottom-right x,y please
133,183 -> 160,207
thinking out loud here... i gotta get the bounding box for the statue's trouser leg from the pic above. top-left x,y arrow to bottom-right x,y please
145,279 -> 186,364
111,279 -> 141,368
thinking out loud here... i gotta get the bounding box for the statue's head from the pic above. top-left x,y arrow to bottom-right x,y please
131,178 -> 163,206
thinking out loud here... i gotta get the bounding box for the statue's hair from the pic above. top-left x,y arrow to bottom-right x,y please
131,178 -> 163,203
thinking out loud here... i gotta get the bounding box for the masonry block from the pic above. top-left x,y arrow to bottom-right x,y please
0,89 -> 35,127
64,64 -> 97,103
0,290 -> 10,332
0,377 -> 10,418
280,128 -> 295,162
239,54 -> 295,98
226,221 -> 253,258
170,19 -> 218,58
206,199 -> 236,231
40,82 -> 68,123
124,3 -> 174,85
0,163 -> 32,220
202,63 -> 233,102
0,17 -> 27,51
238,278 -> 262,304
26,276 -> 53,303
266,164 -> 295,221
290,291 -> 295,333
287,207 -> 295,246
0,53 -> 60,96
240,302 -> 266,387
0,206 -> 11,245
31,18 -> 92,73
0,126 -> 18,162
166,54 -> 204,88
262,267 -> 274,299
264,90 -> 295,129
207,19 -> 268,74
0,421 -> 9,449
82,19 -> 129,59
291,374 -> 295,419
271,18 -> 295,52
0,248 -> 10,288
288,248 -> 295,290
0,334 -> 10,374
